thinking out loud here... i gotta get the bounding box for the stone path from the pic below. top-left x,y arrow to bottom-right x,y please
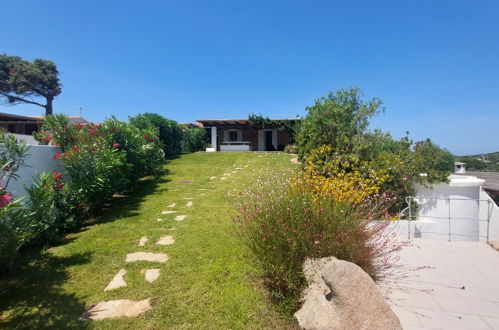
138,237 -> 148,246
380,238 -> 499,330
175,215 -> 187,221
142,269 -> 160,283
125,252 -> 168,263
104,269 -> 127,291
81,299 -> 151,320
81,167 -> 214,321
156,235 -> 174,245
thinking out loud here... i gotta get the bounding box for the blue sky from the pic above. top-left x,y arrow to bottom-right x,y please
2,0 -> 498,155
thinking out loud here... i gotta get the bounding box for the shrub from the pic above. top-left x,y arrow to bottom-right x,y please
0,198 -> 31,272
296,87 -> 383,158
129,113 -> 183,157
299,145 -> 389,205
233,168 -> 400,312
283,144 -> 298,154
0,132 -> 32,272
182,127 -> 207,152
1,115 -> 165,272
37,115 -> 165,211
25,171 -> 83,241
102,117 -> 165,181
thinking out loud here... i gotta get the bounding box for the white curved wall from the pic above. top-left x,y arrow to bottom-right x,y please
2,145 -> 64,199
412,177 -> 484,241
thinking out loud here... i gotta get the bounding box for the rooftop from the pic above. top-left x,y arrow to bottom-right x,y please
196,118 -> 301,126
457,171 -> 499,191
0,112 -> 41,122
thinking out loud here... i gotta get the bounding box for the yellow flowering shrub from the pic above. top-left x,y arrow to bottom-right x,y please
290,145 -> 389,205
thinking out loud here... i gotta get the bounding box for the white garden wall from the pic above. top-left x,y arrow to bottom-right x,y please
392,175 -> 499,242
3,145 -> 63,199
480,188 -> 499,242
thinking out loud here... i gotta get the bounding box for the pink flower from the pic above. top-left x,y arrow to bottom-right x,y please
314,240 -> 320,245
43,136 -> 51,142
52,170 -> 63,182
113,143 -> 119,148
53,152 -> 62,160
0,192 -> 11,208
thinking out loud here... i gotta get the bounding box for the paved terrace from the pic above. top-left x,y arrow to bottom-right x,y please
380,239 -> 499,330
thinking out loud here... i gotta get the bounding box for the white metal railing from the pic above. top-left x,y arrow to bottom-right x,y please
401,196 -> 493,242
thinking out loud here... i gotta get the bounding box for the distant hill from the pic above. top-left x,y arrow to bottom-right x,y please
455,151 -> 499,172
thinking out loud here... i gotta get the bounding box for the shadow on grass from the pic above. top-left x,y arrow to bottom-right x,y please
0,252 -> 92,330
92,175 -> 171,225
0,171 -> 173,328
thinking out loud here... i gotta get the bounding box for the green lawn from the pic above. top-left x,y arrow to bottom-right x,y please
0,152 -> 299,329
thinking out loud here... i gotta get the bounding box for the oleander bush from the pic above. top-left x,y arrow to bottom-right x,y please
1,115 -> 165,273
0,132 -> 33,272
129,112 -> 183,157
37,115 -> 164,212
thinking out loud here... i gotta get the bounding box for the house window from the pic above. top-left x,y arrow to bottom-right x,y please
229,131 -> 238,142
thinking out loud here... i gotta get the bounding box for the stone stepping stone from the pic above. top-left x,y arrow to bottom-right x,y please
161,210 -> 177,214
210,176 -> 216,180
142,269 -> 160,283
138,237 -> 148,246
175,215 -> 187,221
157,218 -> 163,222
104,269 -> 127,291
167,203 -> 176,208
156,235 -> 174,245
186,201 -> 193,207
125,252 -> 168,263
80,299 -> 151,320
220,177 -> 227,181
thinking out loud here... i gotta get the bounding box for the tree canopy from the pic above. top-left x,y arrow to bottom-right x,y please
129,113 -> 183,157
296,87 -> 383,157
0,54 -> 62,115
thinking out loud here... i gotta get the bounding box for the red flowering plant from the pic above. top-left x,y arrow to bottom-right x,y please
37,114 -> 164,212
101,117 -> 164,181
0,132 -> 34,272
34,115 -> 78,149
24,171 -> 84,243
